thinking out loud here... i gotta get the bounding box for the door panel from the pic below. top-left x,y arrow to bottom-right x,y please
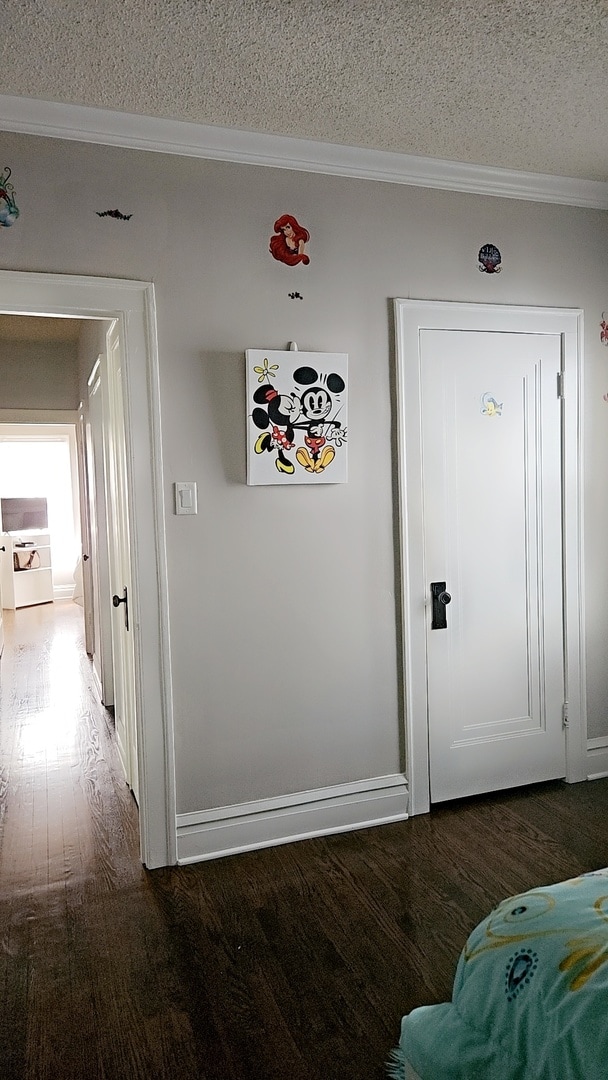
87,368 -> 114,707
421,329 -> 565,802
77,405 -> 95,656
104,321 -> 139,803
0,547 -> 4,658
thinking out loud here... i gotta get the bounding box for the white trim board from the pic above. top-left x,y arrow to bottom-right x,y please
1,94 -> 608,210
394,300 -> 586,814
587,738 -> 608,781
54,585 -> 74,601
176,775 -> 409,863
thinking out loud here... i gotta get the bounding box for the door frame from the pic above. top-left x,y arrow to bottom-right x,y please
0,270 -> 176,868
394,299 -> 586,814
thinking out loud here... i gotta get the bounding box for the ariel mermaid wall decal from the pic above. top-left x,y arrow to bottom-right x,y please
269,214 -> 310,266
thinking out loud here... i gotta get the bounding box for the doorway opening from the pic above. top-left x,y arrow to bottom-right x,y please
0,422 -> 81,600
0,271 -> 175,868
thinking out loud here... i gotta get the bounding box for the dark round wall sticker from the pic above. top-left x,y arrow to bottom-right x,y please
478,243 -> 502,273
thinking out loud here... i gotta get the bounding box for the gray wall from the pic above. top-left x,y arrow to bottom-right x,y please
1,131 -> 607,821
0,339 -> 79,410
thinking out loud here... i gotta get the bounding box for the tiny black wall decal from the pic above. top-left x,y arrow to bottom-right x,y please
478,243 -> 502,273
96,209 -> 133,220
269,214 -> 310,265
0,166 -> 19,227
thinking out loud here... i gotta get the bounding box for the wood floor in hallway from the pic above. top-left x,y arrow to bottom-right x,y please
1,600 -> 608,1080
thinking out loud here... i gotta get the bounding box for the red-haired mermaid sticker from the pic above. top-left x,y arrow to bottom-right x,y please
269,214 -> 310,266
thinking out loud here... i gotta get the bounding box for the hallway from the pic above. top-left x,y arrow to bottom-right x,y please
0,601 -> 196,1079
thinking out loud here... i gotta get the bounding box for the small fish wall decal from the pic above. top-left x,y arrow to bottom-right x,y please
481,392 -> 503,416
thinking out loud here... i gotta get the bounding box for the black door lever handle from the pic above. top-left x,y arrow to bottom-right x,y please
431,581 -> 452,629
112,586 -> 129,632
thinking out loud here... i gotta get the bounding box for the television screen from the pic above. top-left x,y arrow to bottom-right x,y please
1,497 -> 48,532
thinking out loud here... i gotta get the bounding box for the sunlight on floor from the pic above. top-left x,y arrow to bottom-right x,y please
8,603 -> 85,763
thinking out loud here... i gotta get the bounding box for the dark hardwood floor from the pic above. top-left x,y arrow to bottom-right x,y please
1,602 -> 607,1079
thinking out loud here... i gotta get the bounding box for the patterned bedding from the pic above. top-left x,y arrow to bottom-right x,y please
389,869 -> 608,1079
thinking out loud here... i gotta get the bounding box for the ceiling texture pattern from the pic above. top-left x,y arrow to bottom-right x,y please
0,0 -> 607,181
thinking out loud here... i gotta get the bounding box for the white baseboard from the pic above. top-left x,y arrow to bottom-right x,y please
587,738 -> 608,780
176,773 -> 409,863
91,662 -> 103,705
53,585 -> 75,601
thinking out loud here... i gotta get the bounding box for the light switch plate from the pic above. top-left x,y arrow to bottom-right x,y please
174,481 -> 198,515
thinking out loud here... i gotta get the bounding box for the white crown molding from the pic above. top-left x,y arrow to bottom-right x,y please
2,94 -> 608,210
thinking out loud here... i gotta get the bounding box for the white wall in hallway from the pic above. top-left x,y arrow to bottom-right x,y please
0,131 -> 606,851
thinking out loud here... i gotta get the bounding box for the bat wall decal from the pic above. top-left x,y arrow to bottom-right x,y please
96,209 -> 133,220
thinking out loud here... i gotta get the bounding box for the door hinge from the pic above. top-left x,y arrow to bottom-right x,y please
557,372 -> 565,399
562,701 -> 569,727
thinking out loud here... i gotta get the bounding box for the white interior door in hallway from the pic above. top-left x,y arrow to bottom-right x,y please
421,328 -> 564,802
0,549 -> 3,658
395,300 -> 586,814
103,320 -> 138,803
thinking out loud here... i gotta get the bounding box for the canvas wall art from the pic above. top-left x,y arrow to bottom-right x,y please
246,350 -> 348,485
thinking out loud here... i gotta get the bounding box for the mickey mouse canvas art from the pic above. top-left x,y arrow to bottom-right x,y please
246,350 -> 348,485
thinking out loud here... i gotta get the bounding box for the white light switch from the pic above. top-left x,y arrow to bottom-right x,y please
175,481 -> 198,515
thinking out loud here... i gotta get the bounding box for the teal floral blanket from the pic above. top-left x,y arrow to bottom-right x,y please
389,870 -> 608,1079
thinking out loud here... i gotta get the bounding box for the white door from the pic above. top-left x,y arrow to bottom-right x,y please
395,300 -> 586,816
421,328 -> 565,802
86,359 -> 115,707
0,543 -> 4,658
103,321 -> 139,803
76,405 -> 95,656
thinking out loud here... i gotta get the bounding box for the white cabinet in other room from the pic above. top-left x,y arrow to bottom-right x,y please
0,532 -> 54,609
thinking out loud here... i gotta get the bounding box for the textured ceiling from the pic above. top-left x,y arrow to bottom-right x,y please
1,1 -> 608,181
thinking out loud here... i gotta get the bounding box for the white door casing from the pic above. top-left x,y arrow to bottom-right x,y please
395,300 -> 586,815
0,270 -> 176,868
